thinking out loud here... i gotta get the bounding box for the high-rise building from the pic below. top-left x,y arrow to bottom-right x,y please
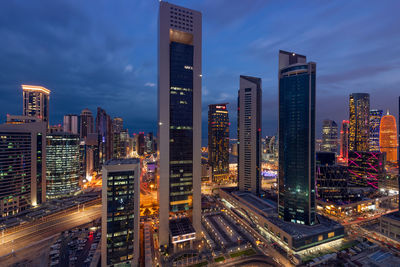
0,122 -> 46,215
321,119 -> 338,153
112,117 -> 123,133
145,132 -> 155,154
380,111 -> 398,163
101,159 -> 140,267
340,120 -> 350,161
348,151 -> 385,189
158,1 -> 201,248
135,132 -> 145,156
46,133 -> 80,199
208,103 -> 229,183
22,85 -> 50,128
349,93 -> 370,152
80,108 -> 94,139
96,107 -> 113,164
63,114 -> 79,134
278,50 -> 316,226
316,165 -> 349,202
369,109 -> 383,152
113,130 -> 129,159
237,76 -> 262,195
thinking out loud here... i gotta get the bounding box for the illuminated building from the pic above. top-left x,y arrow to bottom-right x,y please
49,124 -> 63,134
278,50 -> 316,226
6,115 -> 39,124
46,133 -> 80,199
349,93 -> 370,152
82,133 -> 100,177
22,85 -> 50,128
208,103 -> 229,183
316,165 -> 349,202
348,151 -> 385,189
340,120 -> 350,161
238,75 -> 262,195
113,130 -> 129,159
101,159 -> 139,267
321,119 -> 338,153
158,1 -> 201,248
369,109 -> 383,152
145,132 -> 155,154
0,121 -> 46,215
63,114 -> 79,134
112,117 -> 123,133
96,107 -> 112,165
380,111 -> 398,163
80,108 -> 94,139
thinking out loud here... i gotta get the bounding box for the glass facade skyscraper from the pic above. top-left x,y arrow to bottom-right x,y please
278,50 -> 316,226
96,107 -> 113,165
349,93 -> 370,152
369,109 -> 383,152
80,108 -> 94,139
321,119 -> 338,153
340,120 -> 350,161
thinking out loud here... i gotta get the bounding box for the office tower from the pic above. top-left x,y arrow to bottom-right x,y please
101,159 -> 140,267
80,108 -> 94,139
84,133 -> 100,176
135,132 -> 145,156
6,115 -> 40,124
238,76 -> 262,195
316,165 -> 349,202
208,103 -> 229,183
380,111 -> 398,163
321,119 -> 338,153
340,120 -> 350,161
113,129 -> 129,159
369,109 -> 383,152
112,117 -> 123,133
96,107 -> 113,164
146,132 -> 154,154
46,133 -> 80,199
278,50 -> 316,225
22,85 -> 50,128
316,152 -> 336,166
158,1 -> 201,248
348,151 -> 384,189
63,114 -> 79,134
349,93 -> 370,152
0,122 -> 46,215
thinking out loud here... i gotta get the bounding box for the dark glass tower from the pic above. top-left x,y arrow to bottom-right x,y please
278,50 -> 316,226
321,119 -> 338,153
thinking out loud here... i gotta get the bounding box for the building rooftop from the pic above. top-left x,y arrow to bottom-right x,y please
169,217 -> 195,237
382,211 -> 400,221
105,158 -> 140,166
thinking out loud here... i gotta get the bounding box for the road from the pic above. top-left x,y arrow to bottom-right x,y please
0,203 -> 101,259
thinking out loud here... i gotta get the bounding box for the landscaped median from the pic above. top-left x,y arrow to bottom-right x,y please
229,248 -> 256,258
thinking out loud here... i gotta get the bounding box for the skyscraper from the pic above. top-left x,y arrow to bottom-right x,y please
63,114 -> 79,134
22,85 -> 50,128
96,107 -> 113,164
369,109 -> 383,152
278,50 -> 316,226
112,117 -> 123,133
135,132 -> 145,156
380,111 -> 398,163
321,119 -> 338,153
101,159 -> 140,267
208,103 -> 229,183
46,133 -> 80,199
80,108 -> 94,139
349,93 -> 370,152
0,121 -> 46,214
238,76 -> 262,195
158,1 -> 201,248
340,120 -> 350,161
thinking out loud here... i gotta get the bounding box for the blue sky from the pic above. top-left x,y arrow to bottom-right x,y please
1,0 -> 399,141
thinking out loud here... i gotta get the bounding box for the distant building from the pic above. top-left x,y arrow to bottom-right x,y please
278,50 -> 316,225
96,107 -> 112,164
380,111 -> 398,163
46,133 -> 80,199
340,120 -> 350,161
113,130 -> 129,159
321,119 -> 338,153
101,159 -> 140,267
6,115 -> 40,124
348,151 -> 385,189
135,132 -> 145,156
63,114 -> 79,134
82,133 -> 100,177
316,152 -> 336,166
238,75 -> 262,195
80,108 -> 94,139
49,124 -> 63,134
316,165 -> 349,202
208,103 -> 229,183
0,121 -> 46,215
349,93 -> 370,152
369,109 -> 383,152
145,132 -> 155,154
112,117 -> 123,133
22,85 -> 50,128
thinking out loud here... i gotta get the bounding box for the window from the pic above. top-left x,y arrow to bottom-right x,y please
318,235 -> 323,241
328,232 -> 335,238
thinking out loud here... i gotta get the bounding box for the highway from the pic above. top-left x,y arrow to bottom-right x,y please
0,203 -> 101,259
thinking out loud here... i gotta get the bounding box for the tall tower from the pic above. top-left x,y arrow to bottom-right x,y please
208,103 -> 230,183
380,111 -> 398,163
369,109 -> 383,152
278,50 -> 316,226
321,119 -> 338,153
22,85 -> 50,128
158,1 -> 201,248
340,120 -> 350,161
238,76 -> 262,195
63,114 -> 79,134
349,93 -> 370,152
96,107 -> 113,164
112,117 -> 124,133
80,108 -> 94,139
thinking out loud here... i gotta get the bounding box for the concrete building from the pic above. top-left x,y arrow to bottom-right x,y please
158,1 -> 202,249
63,114 -> 79,135
101,159 -> 140,267
237,75 -> 262,195
22,85 -> 50,128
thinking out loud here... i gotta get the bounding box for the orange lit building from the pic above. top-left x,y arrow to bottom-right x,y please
380,111 -> 398,163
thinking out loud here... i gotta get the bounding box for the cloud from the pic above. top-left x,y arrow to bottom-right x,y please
124,64 -> 133,73
145,82 -> 156,87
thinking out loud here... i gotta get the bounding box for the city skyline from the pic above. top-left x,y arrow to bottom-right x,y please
0,1 -> 399,138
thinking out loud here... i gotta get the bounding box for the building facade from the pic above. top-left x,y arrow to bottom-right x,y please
369,109 -> 383,152
316,165 -> 349,202
80,108 -> 94,139
96,107 -> 113,165
101,159 -> 140,267
380,111 -> 398,163
208,103 -> 229,183
278,50 -> 316,226
158,1 -> 202,248
63,114 -> 79,135
238,76 -> 262,195
321,119 -> 338,153
340,120 -> 350,161
348,151 -> 385,189
22,85 -> 50,128
349,93 -> 370,152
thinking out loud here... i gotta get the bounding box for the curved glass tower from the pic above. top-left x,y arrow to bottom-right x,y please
380,111 -> 398,163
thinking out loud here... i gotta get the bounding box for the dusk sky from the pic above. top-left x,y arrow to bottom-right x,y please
1,0 -> 399,141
